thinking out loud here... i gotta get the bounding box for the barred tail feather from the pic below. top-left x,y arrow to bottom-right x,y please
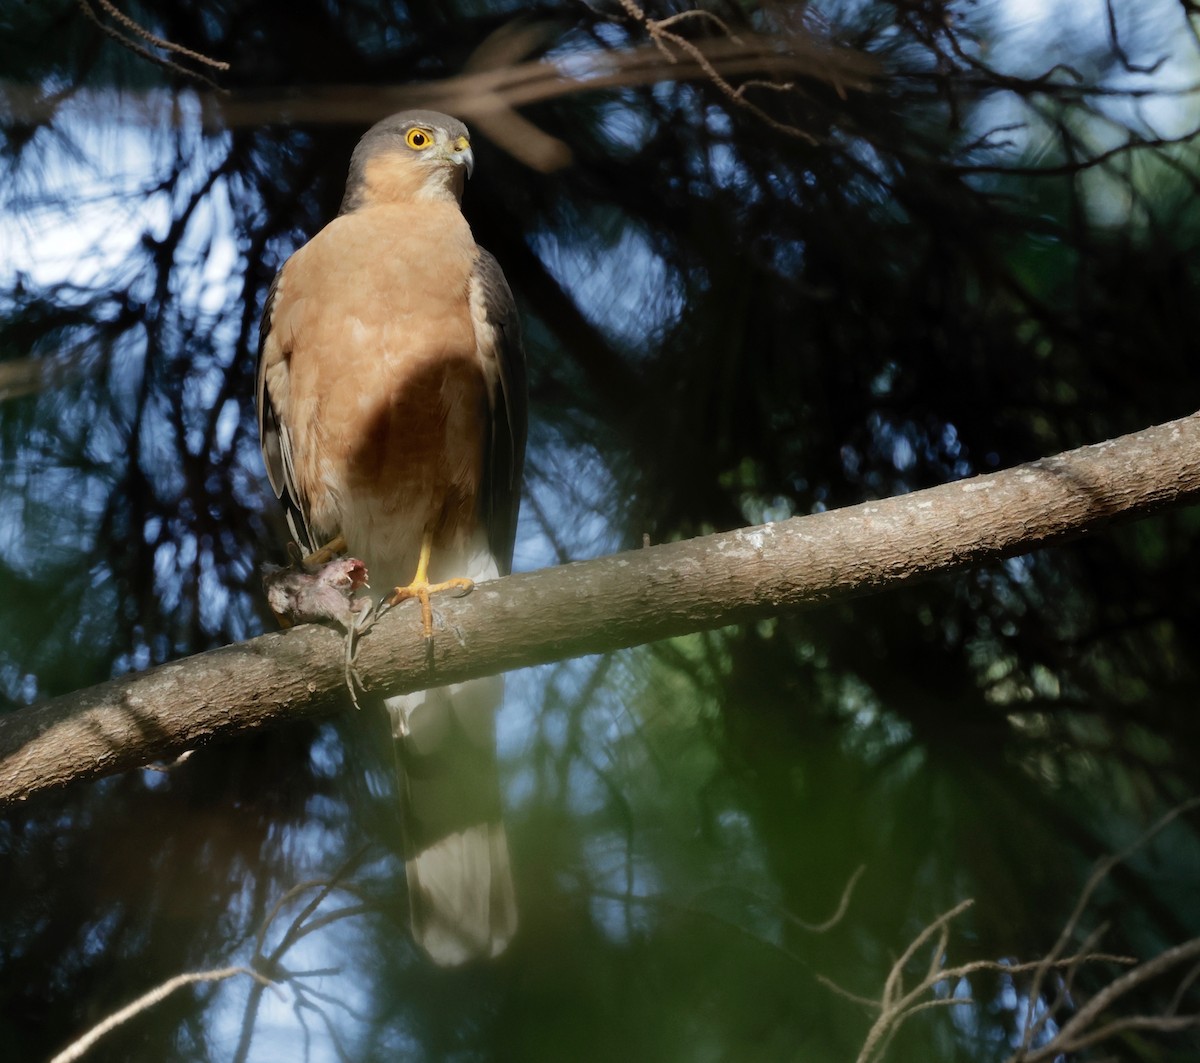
386,673 -> 516,965
406,820 -> 516,964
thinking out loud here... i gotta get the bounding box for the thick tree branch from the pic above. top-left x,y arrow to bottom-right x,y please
2,412 -> 1199,806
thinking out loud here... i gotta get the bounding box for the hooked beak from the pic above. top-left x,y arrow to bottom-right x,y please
447,135 -> 474,179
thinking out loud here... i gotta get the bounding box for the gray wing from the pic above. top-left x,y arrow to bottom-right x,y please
472,248 -> 527,576
256,267 -> 317,554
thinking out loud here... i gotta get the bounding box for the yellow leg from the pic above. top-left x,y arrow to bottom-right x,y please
302,534 -> 347,567
388,530 -> 474,638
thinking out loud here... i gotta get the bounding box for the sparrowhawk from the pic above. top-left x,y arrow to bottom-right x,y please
256,110 -> 526,965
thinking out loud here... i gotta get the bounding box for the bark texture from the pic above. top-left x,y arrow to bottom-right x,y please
2,412 -> 1199,806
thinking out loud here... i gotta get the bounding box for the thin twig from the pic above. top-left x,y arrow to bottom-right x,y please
76,0 -> 227,90
49,966 -> 272,1063
1018,795 -> 1200,1054
617,0 -> 823,142
92,0 -> 228,69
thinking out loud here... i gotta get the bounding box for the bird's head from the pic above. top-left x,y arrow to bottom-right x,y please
340,110 -> 475,212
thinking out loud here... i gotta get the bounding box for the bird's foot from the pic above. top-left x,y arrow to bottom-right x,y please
386,577 -> 475,639
343,605 -> 376,709
301,534 -> 347,569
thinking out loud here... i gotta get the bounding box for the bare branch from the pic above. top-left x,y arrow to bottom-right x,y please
1017,795 -> 1200,1054
48,966 -> 272,1063
1013,937 -> 1200,1062
234,847 -> 370,1063
839,796 -> 1200,1063
616,0 -> 823,141
50,849 -> 374,1063
787,864 -> 867,934
1104,0 -> 1167,75
854,900 -> 975,1063
76,0 -> 228,89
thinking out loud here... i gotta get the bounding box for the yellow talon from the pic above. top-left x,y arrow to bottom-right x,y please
388,531 -> 474,638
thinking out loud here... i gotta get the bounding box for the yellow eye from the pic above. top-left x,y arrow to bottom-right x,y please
405,128 -> 433,150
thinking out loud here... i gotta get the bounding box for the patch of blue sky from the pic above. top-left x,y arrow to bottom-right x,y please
502,641 -> 675,837
214,394 -> 242,455
544,20 -> 633,71
192,800 -> 404,1062
1001,553 -> 1035,586
204,915 -> 377,1063
990,0 -> 1109,68
0,96 -> 175,293
152,533 -> 190,612
594,93 -> 659,155
962,0 -> 1200,212
994,0 -> 1196,97
837,671 -> 916,760
945,963 -> 1062,1052
0,663 -> 38,706
737,491 -> 796,525
0,98 -> 249,608
113,637 -> 154,676
1,93 -> 242,376
170,171 -> 243,326
0,445 -> 112,578
499,423 -> 626,781
705,130 -> 752,195
197,546 -> 231,633
583,829 -> 663,943
182,358 -> 232,455
516,430 -> 618,571
529,218 -> 685,353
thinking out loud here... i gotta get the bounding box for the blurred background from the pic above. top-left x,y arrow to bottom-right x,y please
2,1 -> 1200,1060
